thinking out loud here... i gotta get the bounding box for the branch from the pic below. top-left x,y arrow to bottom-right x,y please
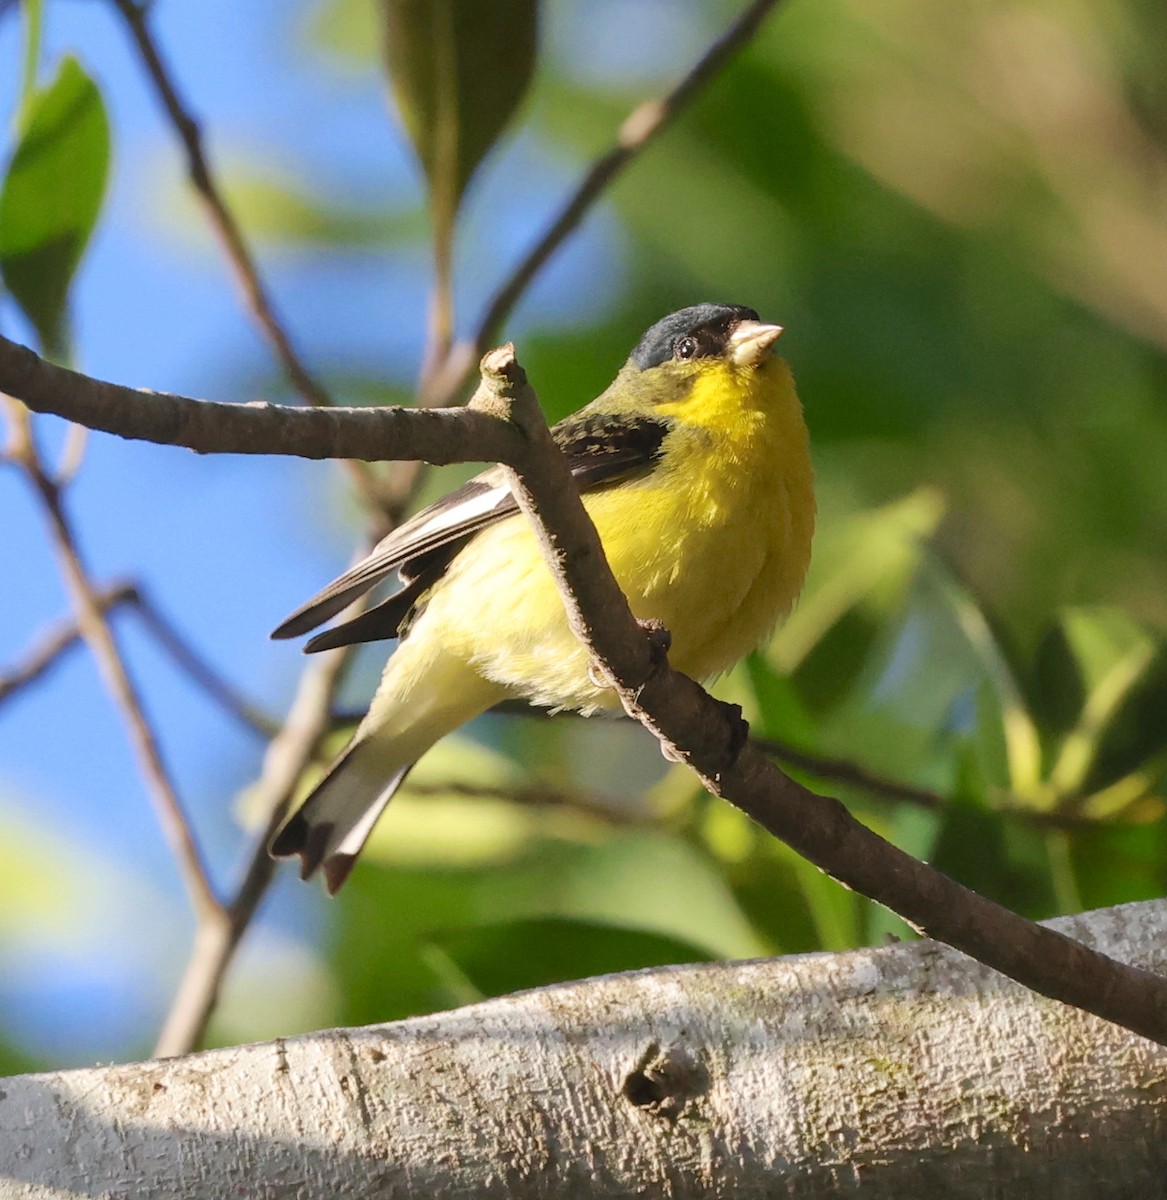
4,401 -> 222,924
128,587 -> 278,739
5,898 -> 1167,1197
107,0 -> 329,412
405,778 -> 648,827
10,322 -> 1167,1042
106,0 -> 398,514
153,608 -> 359,1058
0,334 -> 519,463
0,582 -> 135,706
469,346 -> 1167,1047
10,327 -> 1167,1042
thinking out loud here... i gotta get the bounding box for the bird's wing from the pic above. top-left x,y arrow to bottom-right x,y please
271,411 -> 670,643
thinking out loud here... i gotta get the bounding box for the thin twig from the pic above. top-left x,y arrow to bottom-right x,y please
106,0 -> 387,510
154,638 -> 356,1058
128,587 -> 279,739
405,778 -> 646,827
423,0 -> 786,406
4,399 -> 222,924
0,582 -> 136,706
52,0 -> 784,1056
478,706 -> 1124,831
753,735 -> 947,810
0,576 -> 278,738
107,0 -> 329,410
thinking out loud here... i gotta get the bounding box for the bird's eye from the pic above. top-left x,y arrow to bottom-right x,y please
674,335 -> 698,360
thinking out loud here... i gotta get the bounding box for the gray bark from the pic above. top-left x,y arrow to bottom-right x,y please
4,899 -> 1167,1198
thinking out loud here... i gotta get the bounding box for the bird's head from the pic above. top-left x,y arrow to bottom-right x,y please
632,303 -> 782,370
616,304 -> 785,408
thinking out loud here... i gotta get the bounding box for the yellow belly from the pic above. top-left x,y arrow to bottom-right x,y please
409,357 -> 815,713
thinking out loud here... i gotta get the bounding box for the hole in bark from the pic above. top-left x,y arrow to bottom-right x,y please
623,1068 -> 667,1108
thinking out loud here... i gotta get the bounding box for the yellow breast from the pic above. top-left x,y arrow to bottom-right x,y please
418,355 -> 814,712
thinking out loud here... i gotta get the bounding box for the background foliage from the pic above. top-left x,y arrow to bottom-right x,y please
2,0 -> 1167,1072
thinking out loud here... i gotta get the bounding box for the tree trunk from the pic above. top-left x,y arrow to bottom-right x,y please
4,899 -> 1167,1198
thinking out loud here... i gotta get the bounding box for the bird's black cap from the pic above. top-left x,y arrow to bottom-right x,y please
630,303 -> 759,370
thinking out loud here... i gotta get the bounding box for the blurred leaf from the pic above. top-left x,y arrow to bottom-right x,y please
769,488 -> 944,674
1081,646 -> 1167,801
729,844 -> 824,955
1067,820 -> 1167,912
334,830 -> 767,1023
1042,608 -> 1156,798
366,732 -> 617,864
931,563 -> 1044,798
1030,619 -> 1090,736
930,795 -> 1057,919
379,0 -> 538,250
740,652 -> 819,746
0,1035 -> 40,1079
0,56 -> 109,357
304,0 -> 380,73
788,852 -> 863,951
200,165 -> 426,248
18,0 -> 42,122
439,918 -> 715,998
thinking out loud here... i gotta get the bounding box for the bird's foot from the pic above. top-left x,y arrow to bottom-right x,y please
719,700 -> 751,766
587,619 -> 672,691
637,618 -> 672,667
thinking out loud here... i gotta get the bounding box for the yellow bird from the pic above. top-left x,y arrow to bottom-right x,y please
271,304 -> 814,891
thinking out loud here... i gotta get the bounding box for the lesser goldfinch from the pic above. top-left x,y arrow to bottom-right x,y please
271,303 -> 814,891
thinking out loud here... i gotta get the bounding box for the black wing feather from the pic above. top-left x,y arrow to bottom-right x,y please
272,411 -> 669,646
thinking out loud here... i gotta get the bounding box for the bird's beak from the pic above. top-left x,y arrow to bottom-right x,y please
728,320 -> 783,368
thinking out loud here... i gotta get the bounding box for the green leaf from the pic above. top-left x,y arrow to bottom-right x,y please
0,56 -> 110,358
438,918 -> 716,999
930,563 -> 1044,798
304,0 -> 380,73
768,488 -> 944,675
1076,647 -> 1167,806
1041,608 -> 1156,797
1066,821 -> 1167,912
930,796 -> 1057,919
19,0 -> 44,122
378,0 -> 538,251
334,829 -> 767,1023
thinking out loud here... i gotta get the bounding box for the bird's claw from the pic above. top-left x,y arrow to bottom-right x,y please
720,700 -> 750,765
638,618 -> 672,667
587,659 -> 613,690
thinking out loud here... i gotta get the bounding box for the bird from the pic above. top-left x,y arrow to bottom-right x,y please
269,303 -> 815,893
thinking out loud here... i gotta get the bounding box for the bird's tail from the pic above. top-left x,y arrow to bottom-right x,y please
269,641 -> 502,893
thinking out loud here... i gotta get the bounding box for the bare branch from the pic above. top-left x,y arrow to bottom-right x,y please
0,583 -> 135,707
406,778 -> 648,827
0,334 -> 520,463
106,0 -> 397,512
4,399 -> 222,924
154,619 -> 358,1058
424,0 -> 786,406
470,345 -> 1167,1047
7,897 -> 1167,1197
128,587 -> 278,739
107,0 -> 329,412
0,575 -> 276,739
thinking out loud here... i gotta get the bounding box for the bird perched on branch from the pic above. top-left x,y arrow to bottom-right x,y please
270,303 -> 815,892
